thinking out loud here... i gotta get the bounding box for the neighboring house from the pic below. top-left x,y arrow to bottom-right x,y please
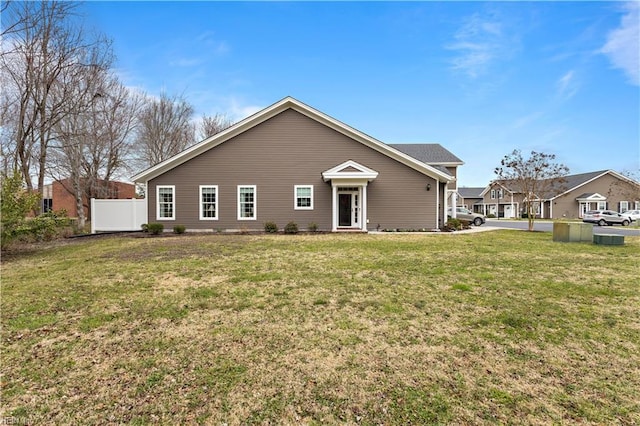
457,187 -> 485,213
478,170 -> 640,219
42,178 -> 136,219
132,97 -> 463,232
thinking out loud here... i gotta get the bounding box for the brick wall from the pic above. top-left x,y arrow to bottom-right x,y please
49,179 -> 136,219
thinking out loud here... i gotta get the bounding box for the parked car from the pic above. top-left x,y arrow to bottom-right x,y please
582,210 -> 631,226
448,207 -> 486,226
621,210 -> 640,222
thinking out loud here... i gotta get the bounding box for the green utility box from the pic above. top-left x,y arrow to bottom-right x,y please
553,222 -> 593,243
593,234 -> 625,246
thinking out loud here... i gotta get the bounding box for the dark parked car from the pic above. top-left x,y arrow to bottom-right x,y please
582,210 -> 631,226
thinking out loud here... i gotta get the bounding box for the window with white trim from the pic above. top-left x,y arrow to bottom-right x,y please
635,201 -> 640,210
238,185 -> 256,220
157,185 -> 175,220
619,201 -> 629,213
294,185 -> 313,210
199,185 -> 218,220
497,189 -> 503,199
597,201 -> 607,210
490,189 -> 496,199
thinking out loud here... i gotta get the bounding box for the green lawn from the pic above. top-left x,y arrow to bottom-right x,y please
1,231 -> 639,424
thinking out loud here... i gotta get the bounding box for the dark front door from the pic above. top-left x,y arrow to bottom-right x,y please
339,193 -> 352,227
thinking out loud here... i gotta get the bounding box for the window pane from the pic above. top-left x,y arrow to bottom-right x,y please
297,187 -> 311,197
201,187 -> 216,218
239,187 -> 255,218
158,187 -> 174,218
298,198 -> 311,207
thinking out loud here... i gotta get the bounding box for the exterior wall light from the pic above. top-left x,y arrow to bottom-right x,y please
426,184 -> 431,191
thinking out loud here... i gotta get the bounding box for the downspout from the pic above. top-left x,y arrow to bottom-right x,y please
437,179 -> 441,229
510,193 -> 514,219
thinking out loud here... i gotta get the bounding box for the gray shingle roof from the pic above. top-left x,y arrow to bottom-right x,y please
458,187 -> 485,198
389,144 -> 463,165
495,170 -> 613,199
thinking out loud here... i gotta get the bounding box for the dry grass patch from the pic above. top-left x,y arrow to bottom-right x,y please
2,232 -> 639,424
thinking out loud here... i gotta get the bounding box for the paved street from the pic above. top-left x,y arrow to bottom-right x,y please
485,219 -> 640,237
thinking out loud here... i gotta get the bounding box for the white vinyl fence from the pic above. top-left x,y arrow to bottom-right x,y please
91,198 -> 147,233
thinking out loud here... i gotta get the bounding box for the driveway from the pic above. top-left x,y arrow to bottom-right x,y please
486,219 -> 640,237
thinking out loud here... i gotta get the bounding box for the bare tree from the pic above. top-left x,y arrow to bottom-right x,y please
495,150 -> 569,231
198,113 -> 232,140
0,1 -> 113,212
135,92 -> 195,168
51,69 -> 143,228
607,170 -> 640,209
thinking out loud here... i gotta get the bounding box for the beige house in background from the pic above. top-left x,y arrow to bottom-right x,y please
477,170 -> 640,219
132,97 -> 463,232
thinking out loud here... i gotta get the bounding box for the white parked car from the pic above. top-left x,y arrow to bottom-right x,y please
621,210 -> 640,222
583,210 -> 631,226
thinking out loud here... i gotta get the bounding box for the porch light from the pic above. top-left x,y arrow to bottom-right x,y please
426,184 -> 431,191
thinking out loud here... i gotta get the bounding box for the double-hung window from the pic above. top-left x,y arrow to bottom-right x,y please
490,189 -> 496,200
157,185 -> 175,220
238,185 -> 256,220
294,185 -> 313,210
199,185 -> 218,220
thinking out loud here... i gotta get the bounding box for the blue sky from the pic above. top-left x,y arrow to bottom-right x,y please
82,1 -> 639,186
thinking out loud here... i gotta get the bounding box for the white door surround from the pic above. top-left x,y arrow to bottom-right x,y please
322,160 -> 379,232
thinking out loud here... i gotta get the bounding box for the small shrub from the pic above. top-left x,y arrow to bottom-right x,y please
264,221 -> 278,233
284,221 -> 299,234
173,225 -> 186,234
141,223 -> 149,232
444,218 -> 463,231
459,220 -> 472,229
307,222 -> 318,232
487,214 -> 496,219
147,223 -> 164,235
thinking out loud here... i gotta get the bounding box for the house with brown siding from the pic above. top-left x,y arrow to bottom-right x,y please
478,170 -> 640,219
132,97 -> 463,232
457,187 -> 485,213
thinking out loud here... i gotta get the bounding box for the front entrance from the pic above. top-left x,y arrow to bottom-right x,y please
322,160 -> 379,232
338,190 -> 359,228
504,204 -> 514,219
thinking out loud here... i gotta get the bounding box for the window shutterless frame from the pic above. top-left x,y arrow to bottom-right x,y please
237,185 -> 257,220
199,185 -> 218,220
156,185 -> 175,220
294,185 -> 313,210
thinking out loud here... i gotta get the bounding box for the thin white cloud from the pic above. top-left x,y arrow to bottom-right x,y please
196,30 -> 230,55
170,58 -> 204,68
511,111 -> 544,130
446,11 -> 516,79
600,2 -> 640,86
556,70 -> 579,100
226,97 -> 264,122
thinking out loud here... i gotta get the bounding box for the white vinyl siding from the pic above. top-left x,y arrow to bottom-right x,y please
199,185 -> 218,220
294,185 -> 313,210
238,185 -> 256,220
156,185 -> 175,220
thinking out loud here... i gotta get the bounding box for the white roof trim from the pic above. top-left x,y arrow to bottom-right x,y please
550,170 -> 639,201
575,193 -> 607,201
479,181 -> 514,197
322,160 -> 379,182
132,96 -> 454,183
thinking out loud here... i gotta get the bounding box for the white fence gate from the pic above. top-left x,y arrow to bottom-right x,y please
91,198 -> 147,233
